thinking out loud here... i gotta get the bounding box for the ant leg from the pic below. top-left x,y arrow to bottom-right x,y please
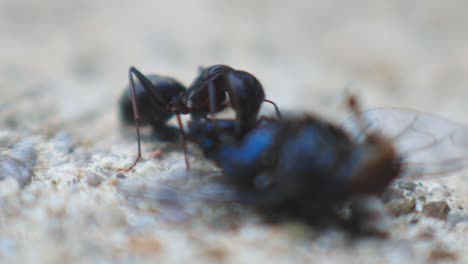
120,69 -> 145,171
121,67 -> 170,171
128,67 -> 168,109
263,99 -> 282,118
176,113 -> 190,170
208,81 -> 217,119
208,81 -> 220,131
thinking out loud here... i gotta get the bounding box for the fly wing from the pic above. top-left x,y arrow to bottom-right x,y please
340,107 -> 468,179
117,168 -> 241,222
118,174 -> 239,202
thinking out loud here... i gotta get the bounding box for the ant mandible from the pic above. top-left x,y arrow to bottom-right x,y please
120,64 -> 281,171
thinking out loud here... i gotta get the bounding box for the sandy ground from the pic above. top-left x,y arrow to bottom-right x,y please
0,0 -> 467,263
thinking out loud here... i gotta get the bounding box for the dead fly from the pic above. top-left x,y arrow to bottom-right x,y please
119,98 -> 467,228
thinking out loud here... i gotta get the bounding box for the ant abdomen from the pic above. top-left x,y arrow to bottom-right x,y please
119,74 -> 186,128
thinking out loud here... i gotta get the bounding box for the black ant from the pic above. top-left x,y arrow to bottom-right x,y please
119,74 -> 186,139
119,65 -> 281,171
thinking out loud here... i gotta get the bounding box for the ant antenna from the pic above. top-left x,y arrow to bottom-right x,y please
197,65 -> 205,74
129,67 -> 168,108
263,99 -> 282,118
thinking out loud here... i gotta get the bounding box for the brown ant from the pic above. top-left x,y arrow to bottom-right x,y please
119,65 -> 281,171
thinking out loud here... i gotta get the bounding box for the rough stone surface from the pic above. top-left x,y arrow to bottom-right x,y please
385,197 -> 416,217
0,155 -> 34,187
1,1 -> 467,263
397,180 -> 417,192
422,201 -> 451,220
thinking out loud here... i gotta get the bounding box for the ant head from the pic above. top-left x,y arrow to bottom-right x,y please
201,65 -> 233,79
168,95 -> 190,114
189,65 -> 233,89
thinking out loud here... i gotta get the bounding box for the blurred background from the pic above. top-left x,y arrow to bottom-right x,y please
1,0 -> 468,263
2,0 -> 468,129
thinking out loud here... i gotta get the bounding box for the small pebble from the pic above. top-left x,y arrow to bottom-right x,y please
397,180 -> 417,192
52,131 -> 74,153
0,139 -> 37,188
9,139 -> 37,168
0,177 -> 19,197
417,226 -> 435,240
127,236 -> 162,254
422,201 -> 450,220
86,172 -> 105,187
447,211 -> 468,225
116,173 -> 127,179
0,131 -> 18,147
385,197 -> 416,216
0,155 -> 33,187
382,187 -> 405,202
429,243 -> 458,261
